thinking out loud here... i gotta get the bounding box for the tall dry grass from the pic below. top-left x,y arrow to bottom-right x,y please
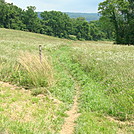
18,52 -> 54,87
0,51 -> 54,88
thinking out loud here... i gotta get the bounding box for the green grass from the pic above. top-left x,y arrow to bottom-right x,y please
0,28 -> 75,133
0,86 -> 65,133
48,45 -> 134,133
71,43 -> 134,120
0,28 -> 134,133
75,112 -> 134,134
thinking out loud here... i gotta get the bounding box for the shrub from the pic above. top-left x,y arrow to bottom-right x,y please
68,35 -> 77,41
79,38 -> 85,41
31,87 -> 47,96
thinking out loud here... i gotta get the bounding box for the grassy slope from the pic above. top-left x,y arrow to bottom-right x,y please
71,43 -> 134,120
0,29 -> 75,133
0,28 -> 134,134
0,85 -> 64,134
69,43 -> 134,133
49,45 -> 134,134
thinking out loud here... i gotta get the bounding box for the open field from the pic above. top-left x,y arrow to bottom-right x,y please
0,28 -> 134,133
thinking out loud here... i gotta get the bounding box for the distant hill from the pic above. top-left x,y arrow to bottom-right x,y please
37,12 -> 100,22
65,12 -> 100,22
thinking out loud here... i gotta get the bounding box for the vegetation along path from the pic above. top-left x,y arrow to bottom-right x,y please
49,45 -> 134,134
0,29 -> 134,133
60,85 -> 80,134
49,45 -> 81,134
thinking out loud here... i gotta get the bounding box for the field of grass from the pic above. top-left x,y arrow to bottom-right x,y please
71,43 -> 134,119
0,28 -> 134,133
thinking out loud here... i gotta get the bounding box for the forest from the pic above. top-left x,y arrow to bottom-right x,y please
0,0 -> 134,44
38,12 -> 100,22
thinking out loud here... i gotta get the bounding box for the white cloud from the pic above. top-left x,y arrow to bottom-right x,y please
5,0 -> 12,3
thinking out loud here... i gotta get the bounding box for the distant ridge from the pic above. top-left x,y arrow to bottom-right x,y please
65,12 -> 100,22
37,12 -> 100,22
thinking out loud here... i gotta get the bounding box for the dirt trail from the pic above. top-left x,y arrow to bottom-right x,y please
0,81 -> 30,94
0,81 -> 23,89
60,86 -> 80,134
106,116 -> 134,126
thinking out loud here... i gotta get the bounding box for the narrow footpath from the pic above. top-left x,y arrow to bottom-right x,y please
60,85 -> 80,134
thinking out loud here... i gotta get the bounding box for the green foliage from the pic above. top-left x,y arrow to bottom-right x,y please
0,29 -> 76,134
0,29 -> 134,133
31,88 -> 47,96
0,0 -> 5,2
40,11 -> 73,38
75,113 -> 118,134
68,35 -> 77,40
71,44 -> 134,120
0,86 -> 66,134
89,21 -> 106,41
38,12 -> 100,22
75,112 -> 133,134
75,18 -> 91,40
0,3 -> 26,30
0,2 -> 112,41
23,6 -> 41,33
65,12 -> 100,22
98,0 -> 134,45
1,0 -> 133,44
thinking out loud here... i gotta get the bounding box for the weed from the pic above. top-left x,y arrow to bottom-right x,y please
31,87 -> 47,96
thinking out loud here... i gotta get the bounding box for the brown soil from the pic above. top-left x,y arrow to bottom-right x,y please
60,86 -> 80,134
106,116 -> 134,126
0,81 -> 62,104
0,81 -> 30,93
0,81 -> 22,89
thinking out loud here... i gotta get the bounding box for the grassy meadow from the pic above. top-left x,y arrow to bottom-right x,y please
0,28 -> 134,133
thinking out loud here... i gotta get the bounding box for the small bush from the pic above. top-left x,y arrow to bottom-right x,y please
31,87 -> 47,96
79,38 -> 85,41
68,35 -> 77,41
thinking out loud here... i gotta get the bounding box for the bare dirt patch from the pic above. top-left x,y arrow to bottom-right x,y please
0,81 -> 29,92
60,86 -> 80,134
0,81 -> 19,88
106,116 -> 134,126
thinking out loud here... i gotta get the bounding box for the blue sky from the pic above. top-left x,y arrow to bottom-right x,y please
5,0 -> 104,13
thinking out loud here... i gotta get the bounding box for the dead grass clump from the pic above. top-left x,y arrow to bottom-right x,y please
18,52 -> 54,87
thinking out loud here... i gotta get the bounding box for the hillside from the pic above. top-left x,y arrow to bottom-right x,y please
37,12 -> 100,22
0,28 -> 134,134
65,12 -> 100,22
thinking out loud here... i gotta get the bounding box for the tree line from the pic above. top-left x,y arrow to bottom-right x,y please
0,0 -> 112,41
99,0 -> 134,45
0,0 -> 133,44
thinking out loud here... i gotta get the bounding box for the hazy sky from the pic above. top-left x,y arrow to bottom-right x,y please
5,0 -> 104,13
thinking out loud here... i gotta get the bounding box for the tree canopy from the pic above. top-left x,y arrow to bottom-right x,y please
98,0 -> 134,45
0,1 -> 133,44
